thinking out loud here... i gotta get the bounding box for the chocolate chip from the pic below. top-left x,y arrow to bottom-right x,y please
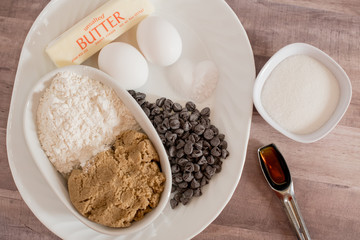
174,128 -> 184,137
194,124 -> 205,135
173,102 -> 182,112
179,110 -> 191,120
183,189 -> 194,199
200,107 -> 210,117
180,197 -> 190,205
176,139 -> 185,149
184,162 -> 194,172
193,188 -> 202,197
169,158 -> 177,165
169,113 -> 179,121
169,119 -> 180,130
178,158 -> 188,167
191,179 -> 200,189
142,107 -> 150,117
204,129 -> 214,140
182,121 -> 191,132
203,140 -> 211,149
135,92 -> 146,101
164,110 -> 174,118
163,99 -> 173,111
201,177 -> 209,186
171,164 -> 181,174
189,112 -> 200,122
203,149 -> 210,157
165,131 -> 177,144
201,163 -> 208,172
159,134 -> 166,144
174,192 -> 182,202
194,140 -> 203,150
210,125 -> 219,135
183,172 -> 194,182
154,115 -> 163,125
169,146 -> 177,157
193,164 -> 200,172
191,149 -> 203,158
156,97 -> 166,107
174,173 -> 183,183
222,149 -> 229,159
194,171 -> 203,179
151,106 -> 161,116
211,147 -> 222,157
210,137 -> 220,147
220,140 -> 228,149
218,133 -> 225,140
185,101 -> 196,111
199,117 -> 210,128
181,131 -> 190,140
197,156 -> 207,165
204,172 -> 212,180
170,199 -> 178,209
148,103 -> 156,110
163,118 -> 170,129
188,134 -> 196,143
128,90 -> 136,97
206,166 -> 216,176
214,164 -> 222,173
207,155 -> 216,165
184,142 -> 194,155
178,182 -> 188,189
157,124 -> 167,134
176,149 -> 184,158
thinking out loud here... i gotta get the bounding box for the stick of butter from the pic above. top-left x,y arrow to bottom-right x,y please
46,0 -> 154,67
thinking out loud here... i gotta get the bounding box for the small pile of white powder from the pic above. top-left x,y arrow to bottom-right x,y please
169,59 -> 219,103
37,71 -> 140,174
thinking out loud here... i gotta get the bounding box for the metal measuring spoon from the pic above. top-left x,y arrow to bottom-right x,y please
258,143 -> 311,240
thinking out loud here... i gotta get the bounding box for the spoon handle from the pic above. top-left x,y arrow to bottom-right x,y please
282,194 -> 311,240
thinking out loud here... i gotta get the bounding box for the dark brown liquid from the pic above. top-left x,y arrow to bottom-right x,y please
259,147 -> 286,185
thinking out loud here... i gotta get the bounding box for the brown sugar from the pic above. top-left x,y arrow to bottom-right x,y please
67,130 -> 165,228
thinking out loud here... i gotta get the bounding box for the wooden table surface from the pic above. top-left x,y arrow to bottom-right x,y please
1,0 -> 359,239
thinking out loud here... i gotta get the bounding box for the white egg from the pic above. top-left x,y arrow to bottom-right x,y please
98,42 -> 148,90
137,16 -> 182,66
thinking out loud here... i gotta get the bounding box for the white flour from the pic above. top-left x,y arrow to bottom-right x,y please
261,55 -> 340,134
37,71 -> 140,174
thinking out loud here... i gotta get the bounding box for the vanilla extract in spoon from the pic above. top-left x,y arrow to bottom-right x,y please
258,144 -> 291,190
258,144 -> 311,240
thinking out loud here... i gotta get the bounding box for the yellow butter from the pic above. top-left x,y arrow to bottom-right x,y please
46,0 -> 154,67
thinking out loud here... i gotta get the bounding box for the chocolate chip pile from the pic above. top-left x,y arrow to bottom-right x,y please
129,90 -> 229,209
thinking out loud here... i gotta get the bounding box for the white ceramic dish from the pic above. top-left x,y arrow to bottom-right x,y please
23,65 -> 172,236
7,0 -> 255,239
253,43 -> 352,143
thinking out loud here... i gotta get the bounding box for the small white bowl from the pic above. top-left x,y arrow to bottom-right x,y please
253,43 -> 352,143
23,65 -> 172,235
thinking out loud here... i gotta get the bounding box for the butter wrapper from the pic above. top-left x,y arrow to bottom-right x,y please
46,0 -> 154,67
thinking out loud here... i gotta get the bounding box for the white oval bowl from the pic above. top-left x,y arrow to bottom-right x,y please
253,43 -> 352,143
23,65 -> 172,235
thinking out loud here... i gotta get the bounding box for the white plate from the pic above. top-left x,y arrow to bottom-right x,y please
7,0 -> 255,239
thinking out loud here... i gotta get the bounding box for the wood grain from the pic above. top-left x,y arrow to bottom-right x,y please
1,0 -> 359,239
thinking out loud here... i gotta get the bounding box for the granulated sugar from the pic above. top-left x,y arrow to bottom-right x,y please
261,55 -> 340,134
37,71 -> 140,174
